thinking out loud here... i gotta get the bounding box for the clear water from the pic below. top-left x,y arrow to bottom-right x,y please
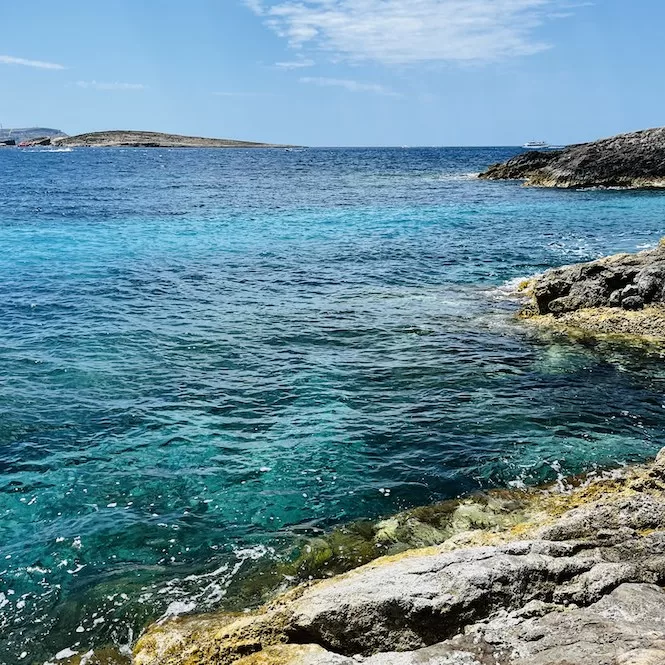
2,147 -> 665,663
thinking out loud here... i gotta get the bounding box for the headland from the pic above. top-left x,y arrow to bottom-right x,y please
480,126 -> 665,189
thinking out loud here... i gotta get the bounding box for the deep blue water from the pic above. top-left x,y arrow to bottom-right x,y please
2,146 -> 665,663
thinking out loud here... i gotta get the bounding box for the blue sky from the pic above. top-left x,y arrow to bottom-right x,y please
0,1 -> 662,146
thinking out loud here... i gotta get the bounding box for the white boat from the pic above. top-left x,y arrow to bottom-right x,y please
522,141 -> 550,149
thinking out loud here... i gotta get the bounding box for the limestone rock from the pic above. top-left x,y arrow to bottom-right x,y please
518,243 -> 665,340
479,127 -> 665,188
132,450 -> 665,665
133,451 -> 665,665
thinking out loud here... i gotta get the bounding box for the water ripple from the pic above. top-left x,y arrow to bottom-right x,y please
1,147 -> 665,662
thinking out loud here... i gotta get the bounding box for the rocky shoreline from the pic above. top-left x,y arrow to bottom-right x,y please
57,244 -> 665,665
123,245 -> 665,665
97,449 -> 665,665
479,127 -> 665,188
58,243 -> 665,665
517,242 -> 665,341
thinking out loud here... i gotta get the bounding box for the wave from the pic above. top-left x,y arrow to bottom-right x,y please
485,275 -> 535,301
435,172 -> 480,181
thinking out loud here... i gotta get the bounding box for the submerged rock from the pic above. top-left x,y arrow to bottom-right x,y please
479,127 -> 665,188
133,450 -> 665,665
518,242 -> 665,341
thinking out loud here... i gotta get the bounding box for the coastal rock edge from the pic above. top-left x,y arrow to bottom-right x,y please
518,241 -> 665,341
132,450 -> 665,665
479,127 -> 665,189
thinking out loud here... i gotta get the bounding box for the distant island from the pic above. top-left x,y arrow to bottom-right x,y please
0,126 -> 67,142
1,128 -> 292,148
46,130 -> 289,148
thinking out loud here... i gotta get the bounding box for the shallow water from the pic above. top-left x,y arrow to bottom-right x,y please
2,147 -> 665,663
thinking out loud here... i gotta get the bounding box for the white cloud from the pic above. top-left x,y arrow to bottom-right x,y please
76,80 -> 145,91
275,58 -> 315,69
213,91 -> 272,97
0,55 -> 65,70
246,0 -> 574,65
300,76 -> 401,97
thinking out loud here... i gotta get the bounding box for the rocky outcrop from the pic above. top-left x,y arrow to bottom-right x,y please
479,149 -> 563,181
130,450 -> 665,665
52,130 -> 289,149
479,127 -> 665,188
20,136 -> 53,146
517,242 -> 665,340
525,244 -> 665,315
0,126 -> 66,143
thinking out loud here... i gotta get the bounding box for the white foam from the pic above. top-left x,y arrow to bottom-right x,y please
55,647 -> 77,660
163,600 -> 197,617
436,172 -> 480,181
485,275 -> 536,302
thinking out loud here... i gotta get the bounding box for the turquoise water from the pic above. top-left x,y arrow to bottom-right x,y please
2,147 -> 665,663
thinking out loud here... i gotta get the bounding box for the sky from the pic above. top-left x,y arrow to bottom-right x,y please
0,0 -> 663,146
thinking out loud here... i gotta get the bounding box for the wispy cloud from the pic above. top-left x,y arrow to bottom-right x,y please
76,80 -> 145,91
213,91 -> 273,97
275,58 -> 315,69
300,76 -> 401,97
0,55 -> 65,70
246,0 -> 576,65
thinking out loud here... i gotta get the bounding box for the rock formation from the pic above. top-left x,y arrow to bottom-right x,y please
518,242 -> 665,340
479,127 -> 665,188
0,126 -> 66,143
127,450 -> 665,665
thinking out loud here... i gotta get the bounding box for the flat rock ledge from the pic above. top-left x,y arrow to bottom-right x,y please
518,242 -> 665,341
479,127 -> 665,188
130,450 -> 665,665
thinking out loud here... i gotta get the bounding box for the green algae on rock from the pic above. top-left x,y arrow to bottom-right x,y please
132,450 -> 665,665
523,305 -> 665,346
212,491 -> 541,620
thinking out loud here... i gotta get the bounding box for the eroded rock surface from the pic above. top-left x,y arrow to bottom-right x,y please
479,127 -> 665,188
517,243 -> 665,340
133,450 -> 665,665
526,244 -> 665,315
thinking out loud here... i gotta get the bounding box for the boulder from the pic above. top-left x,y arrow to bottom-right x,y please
523,244 -> 665,315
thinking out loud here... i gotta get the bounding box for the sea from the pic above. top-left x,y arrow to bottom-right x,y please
1,146 -> 665,664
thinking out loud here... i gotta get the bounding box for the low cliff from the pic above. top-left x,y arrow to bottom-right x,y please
124,450 -> 665,665
480,127 -> 665,188
518,242 -> 665,341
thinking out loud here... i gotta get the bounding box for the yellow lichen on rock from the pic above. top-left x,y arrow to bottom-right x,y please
133,610 -> 293,665
523,305 -> 665,343
234,644 -> 337,665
